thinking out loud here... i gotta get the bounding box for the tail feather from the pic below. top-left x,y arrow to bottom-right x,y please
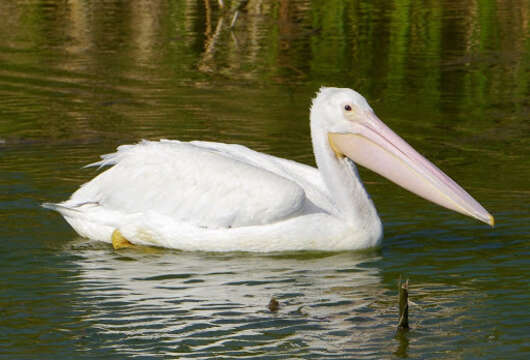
42,202 -> 67,211
42,202 -> 99,217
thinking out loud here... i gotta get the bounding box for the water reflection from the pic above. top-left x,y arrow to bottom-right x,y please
59,239 -> 499,358
394,329 -> 409,358
1,0 -> 527,136
68,241 -> 388,357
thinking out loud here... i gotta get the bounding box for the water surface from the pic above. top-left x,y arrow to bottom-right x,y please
1,0 -> 529,359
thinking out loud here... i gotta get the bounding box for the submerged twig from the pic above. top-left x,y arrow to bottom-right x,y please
397,277 -> 409,329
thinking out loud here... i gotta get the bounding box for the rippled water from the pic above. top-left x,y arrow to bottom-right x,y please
1,0 -> 529,359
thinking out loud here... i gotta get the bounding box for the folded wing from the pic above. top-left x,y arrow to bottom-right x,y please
64,140 -> 307,229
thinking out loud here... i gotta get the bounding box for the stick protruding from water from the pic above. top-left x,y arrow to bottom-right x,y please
398,277 -> 409,329
268,297 -> 279,312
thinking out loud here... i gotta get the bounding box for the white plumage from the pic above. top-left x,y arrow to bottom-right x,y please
77,140 -> 309,229
44,87 -> 492,252
46,139 -> 379,251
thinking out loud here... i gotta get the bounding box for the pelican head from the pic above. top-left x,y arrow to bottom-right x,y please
311,87 -> 494,226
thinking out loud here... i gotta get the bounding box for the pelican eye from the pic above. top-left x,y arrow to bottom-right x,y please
344,105 -> 352,111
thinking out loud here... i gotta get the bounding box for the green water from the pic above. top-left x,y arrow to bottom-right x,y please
1,0 -> 528,358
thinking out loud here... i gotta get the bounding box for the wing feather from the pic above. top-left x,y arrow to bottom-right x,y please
66,140 -> 307,228
190,140 -> 335,213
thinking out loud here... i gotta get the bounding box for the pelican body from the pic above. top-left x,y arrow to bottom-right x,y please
44,88 -> 493,251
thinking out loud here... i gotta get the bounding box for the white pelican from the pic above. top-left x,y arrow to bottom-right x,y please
44,88 -> 493,252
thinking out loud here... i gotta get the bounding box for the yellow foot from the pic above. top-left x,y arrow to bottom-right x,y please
111,229 -> 134,250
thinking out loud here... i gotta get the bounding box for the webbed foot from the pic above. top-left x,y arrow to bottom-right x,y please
111,229 -> 134,250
